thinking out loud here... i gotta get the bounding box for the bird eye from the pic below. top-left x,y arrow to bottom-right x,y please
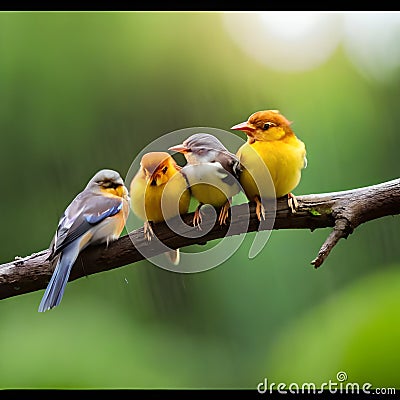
101,180 -> 120,189
162,166 -> 168,174
263,122 -> 275,130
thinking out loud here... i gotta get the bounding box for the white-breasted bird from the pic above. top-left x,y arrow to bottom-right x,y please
38,169 -> 130,312
169,133 -> 242,227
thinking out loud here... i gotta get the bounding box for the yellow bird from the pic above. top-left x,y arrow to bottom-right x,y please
129,151 -> 191,264
169,133 -> 242,227
231,110 -> 307,221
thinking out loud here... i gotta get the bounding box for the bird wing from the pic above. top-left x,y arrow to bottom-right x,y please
50,191 -> 123,258
214,161 -> 240,187
214,151 -> 242,181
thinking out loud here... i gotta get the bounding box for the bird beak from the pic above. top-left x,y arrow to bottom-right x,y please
231,121 -> 255,133
168,144 -> 189,154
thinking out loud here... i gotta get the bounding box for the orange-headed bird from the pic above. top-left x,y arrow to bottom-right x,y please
130,151 -> 191,264
231,110 -> 307,220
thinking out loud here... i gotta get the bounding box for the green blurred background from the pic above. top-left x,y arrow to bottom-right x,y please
1,11 -> 399,390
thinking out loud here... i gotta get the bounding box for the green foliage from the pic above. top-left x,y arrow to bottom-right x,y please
267,266 -> 400,388
309,209 -> 322,216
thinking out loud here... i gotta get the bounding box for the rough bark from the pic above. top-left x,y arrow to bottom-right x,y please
0,178 -> 399,301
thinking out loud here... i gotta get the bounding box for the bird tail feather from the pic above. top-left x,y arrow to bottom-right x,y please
38,241 -> 81,312
165,249 -> 180,265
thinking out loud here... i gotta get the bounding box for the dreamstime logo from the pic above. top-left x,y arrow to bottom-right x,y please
257,371 -> 396,395
124,127 -> 276,273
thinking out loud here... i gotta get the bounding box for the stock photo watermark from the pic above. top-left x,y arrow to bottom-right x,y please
257,371 -> 396,395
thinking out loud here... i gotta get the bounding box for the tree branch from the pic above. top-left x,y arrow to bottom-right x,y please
1,178 -> 399,301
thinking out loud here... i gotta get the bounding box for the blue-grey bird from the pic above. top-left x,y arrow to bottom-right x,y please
38,169 -> 130,312
169,133 -> 242,227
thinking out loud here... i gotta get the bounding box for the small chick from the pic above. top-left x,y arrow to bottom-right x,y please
169,133 -> 242,227
130,151 -> 191,264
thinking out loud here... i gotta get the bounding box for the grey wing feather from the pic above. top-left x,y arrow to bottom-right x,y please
215,152 -> 242,181
214,161 -> 241,187
50,191 -> 122,258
